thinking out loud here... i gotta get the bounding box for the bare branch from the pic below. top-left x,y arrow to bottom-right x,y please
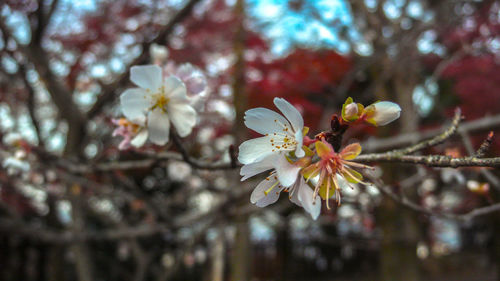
19,64 -> 45,146
385,108 -> 462,156
356,154 -> 500,168
362,112 -> 500,153
366,172 -> 500,221
474,131 -> 494,158
460,130 -> 500,190
33,0 -> 60,44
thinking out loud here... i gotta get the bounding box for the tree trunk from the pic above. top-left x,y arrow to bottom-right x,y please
378,68 -> 421,281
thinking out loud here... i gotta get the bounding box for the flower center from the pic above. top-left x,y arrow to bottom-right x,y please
152,91 -> 170,112
118,118 -> 141,133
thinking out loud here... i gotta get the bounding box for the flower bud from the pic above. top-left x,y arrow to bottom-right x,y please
365,101 -> 401,126
150,44 -> 169,64
344,103 -> 358,118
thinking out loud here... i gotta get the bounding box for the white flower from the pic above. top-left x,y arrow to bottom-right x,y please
112,117 -> 149,150
238,97 -> 305,165
120,65 -> 197,145
365,101 -> 401,126
242,154 -> 321,219
249,169 -> 321,220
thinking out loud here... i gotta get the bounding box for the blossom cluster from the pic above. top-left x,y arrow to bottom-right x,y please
114,46 -> 206,149
113,57 -> 400,220
239,97 -> 401,219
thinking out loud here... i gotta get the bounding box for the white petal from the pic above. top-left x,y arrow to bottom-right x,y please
273,98 -> 304,133
275,155 -> 301,187
130,115 -> 147,127
130,65 -> 162,90
147,108 -> 170,145
167,102 -> 197,137
131,129 -> 148,147
297,178 -> 321,220
372,101 -> 401,126
164,76 -> 188,102
244,108 -> 290,135
120,88 -> 151,120
294,129 -> 305,157
250,177 -> 282,207
240,154 -> 277,181
288,180 -> 302,207
238,136 -> 275,164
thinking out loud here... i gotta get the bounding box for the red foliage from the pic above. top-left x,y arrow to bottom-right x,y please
246,49 -> 351,130
437,2 -> 500,151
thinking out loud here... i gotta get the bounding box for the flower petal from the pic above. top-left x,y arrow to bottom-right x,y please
250,177 -> 282,207
238,136 -> 275,164
167,102 -> 197,137
120,88 -> 151,120
289,180 -> 302,206
273,98 -> 304,133
240,154 -> 277,181
147,107 -> 170,145
294,129 -> 305,157
131,129 -> 148,147
130,65 -> 162,90
164,76 -> 188,102
315,140 -> 333,158
319,176 -> 335,199
244,108 -> 290,135
297,178 -> 321,220
275,155 -> 301,187
340,143 -> 362,160
301,163 -> 320,181
341,167 -> 363,184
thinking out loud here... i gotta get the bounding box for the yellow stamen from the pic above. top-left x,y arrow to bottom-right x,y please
326,177 -> 331,210
152,93 -> 170,112
264,180 -> 280,196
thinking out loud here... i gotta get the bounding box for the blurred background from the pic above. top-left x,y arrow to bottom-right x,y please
1,0 -> 500,280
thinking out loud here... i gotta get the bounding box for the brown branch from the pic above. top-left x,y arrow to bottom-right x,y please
361,112 -> 500,153
366,172 -> 500,221
86,0 -> 202,119
357,110 -> 500,168
19,64 -> 45,147
1,16 -> 86,154
170,130 -> 237,170
475,131 -> 494,158
33,0 -> 59,44
356,154 -> 500,168
385,108 -> 462,155
460,131 -> 500,190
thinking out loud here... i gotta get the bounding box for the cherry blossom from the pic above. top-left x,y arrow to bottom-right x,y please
112,117 -> 148,150
302,141 -> 372,208
238,97 -> 305,165
243,154 -> 321,219
120,65 -> 197,145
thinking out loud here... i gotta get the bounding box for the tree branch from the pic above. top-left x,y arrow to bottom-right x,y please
19,64 -> 45,147
385,108 -> 462,156
361,112 -> 500,153
366,172 -> 500,221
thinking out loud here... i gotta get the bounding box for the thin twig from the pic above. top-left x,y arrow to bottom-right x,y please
387,108 -> 462,156
366,172 -> 500,221
356,154 -> 500,168
475,131 -> 494,158
362,112 -> 500,153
